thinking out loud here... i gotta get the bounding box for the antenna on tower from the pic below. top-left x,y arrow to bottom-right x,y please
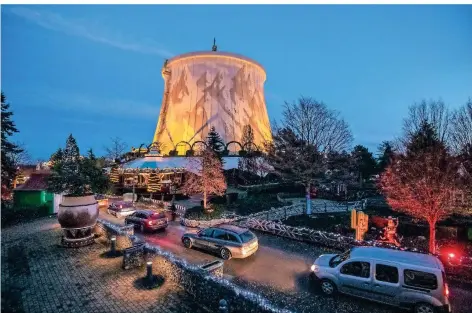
212,38 -> 217,51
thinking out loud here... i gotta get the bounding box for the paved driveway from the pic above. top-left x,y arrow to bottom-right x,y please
99,208 -> 472,313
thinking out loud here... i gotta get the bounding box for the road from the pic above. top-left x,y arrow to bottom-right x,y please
99,207 -> 472,313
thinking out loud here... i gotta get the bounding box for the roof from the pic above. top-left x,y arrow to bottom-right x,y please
123,156 -> 241,175
166,51 -> 266,76
214,224 -> 248,235
351,247 -> 442,269
14,172 -> 51,191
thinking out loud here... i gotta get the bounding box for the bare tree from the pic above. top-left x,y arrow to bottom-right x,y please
183,148 -> 227,211
104,137 -> 128,161
281,96 -> 353,152
450,99 -> 472,154
402,99 -> 451,146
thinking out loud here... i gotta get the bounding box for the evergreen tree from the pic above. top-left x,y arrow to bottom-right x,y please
206,126 -> 225,154
1,92 -> 23,196
147,170 -> 161,199
377,141 -> 395,173
351,145 -> 377,187
48,135 -> 108,196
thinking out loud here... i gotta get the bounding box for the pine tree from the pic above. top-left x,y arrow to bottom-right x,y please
1,92 -> 23,197
147,171 -> 161,199
377,141 -> 395,173
48,134 -> 108,196
351,145 -> 378,187
206,126 -> 225,154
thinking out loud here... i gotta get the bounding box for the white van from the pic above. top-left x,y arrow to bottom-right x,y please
310,246 -> 451,313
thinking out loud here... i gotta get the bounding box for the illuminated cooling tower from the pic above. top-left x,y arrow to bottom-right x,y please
153,47 -> 272,155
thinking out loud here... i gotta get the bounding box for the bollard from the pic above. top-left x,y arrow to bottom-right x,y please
110,236 -> 117,254
146,261 -> 153,281
219,299 -> 229,313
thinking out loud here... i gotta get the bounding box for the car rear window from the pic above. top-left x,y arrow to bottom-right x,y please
150,212 -> 166,219
404,269 -> 438,290
239,231 -> 256,243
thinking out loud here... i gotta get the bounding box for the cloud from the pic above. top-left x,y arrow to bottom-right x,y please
9,7 -> 173,58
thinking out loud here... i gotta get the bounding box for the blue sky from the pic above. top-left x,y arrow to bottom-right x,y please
2,5 -> 471,161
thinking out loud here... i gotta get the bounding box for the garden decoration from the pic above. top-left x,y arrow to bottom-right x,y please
351,209 -> 369,241
379,216 -> 401,247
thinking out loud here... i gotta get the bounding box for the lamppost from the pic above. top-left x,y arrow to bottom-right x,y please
132,168 -> 139,202
170,183 -> 177,207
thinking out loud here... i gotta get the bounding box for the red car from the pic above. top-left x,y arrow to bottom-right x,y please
124,210 -> 168,233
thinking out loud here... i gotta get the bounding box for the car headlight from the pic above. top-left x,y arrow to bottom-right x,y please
311,264 -> 319,272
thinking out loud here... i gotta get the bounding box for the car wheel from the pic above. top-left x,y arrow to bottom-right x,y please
140,224 -> 145,233
182,237 -> 192,249
320,279 -> 336,296
415,303 -> 435,313
220,248 -> 231,260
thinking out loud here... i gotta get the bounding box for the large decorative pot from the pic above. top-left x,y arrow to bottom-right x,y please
58,194 -> 98,247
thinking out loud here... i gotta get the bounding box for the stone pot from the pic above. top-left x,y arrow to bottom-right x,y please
58,194 -> 98,247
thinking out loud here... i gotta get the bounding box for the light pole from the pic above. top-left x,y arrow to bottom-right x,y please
132,168 -> 139,203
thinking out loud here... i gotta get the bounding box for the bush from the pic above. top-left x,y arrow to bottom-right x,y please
1,203 -> 52,228
226,193 -> 290,215
184,204 -> 225,220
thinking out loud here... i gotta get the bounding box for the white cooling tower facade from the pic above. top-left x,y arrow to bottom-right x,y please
153,50 -> 272,155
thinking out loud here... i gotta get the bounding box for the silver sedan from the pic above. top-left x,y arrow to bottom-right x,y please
181,224 -> 258,260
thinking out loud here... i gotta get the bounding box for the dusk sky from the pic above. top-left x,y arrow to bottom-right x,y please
2,5 -> 471,161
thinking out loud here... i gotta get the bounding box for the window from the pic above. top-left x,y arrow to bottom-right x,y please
227,233 -> 240,242
212,229 -> 227,240
239,231 -> 256,243
340,261 -> 370,278
329,249 -> 351,268
150,212 -> 166,219
404,270 -> 438,290
375,264 -> 399,283
200,228 -> 214,237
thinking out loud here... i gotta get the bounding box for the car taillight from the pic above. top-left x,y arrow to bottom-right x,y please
445,283 -> 449,297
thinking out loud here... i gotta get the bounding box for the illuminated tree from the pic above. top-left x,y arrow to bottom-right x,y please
380,122 -> 463,253
147,171 -> 160,199
15,170 -> 26,186
183,147 -> 227,211
109,166 -> 120,184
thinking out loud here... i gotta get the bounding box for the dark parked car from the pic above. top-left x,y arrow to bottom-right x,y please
107,201 -> 136,218
181,224 -> 258,260
124,210 -> 168,233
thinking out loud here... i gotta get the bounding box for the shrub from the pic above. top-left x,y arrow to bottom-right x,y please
184,204 -> 225,220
